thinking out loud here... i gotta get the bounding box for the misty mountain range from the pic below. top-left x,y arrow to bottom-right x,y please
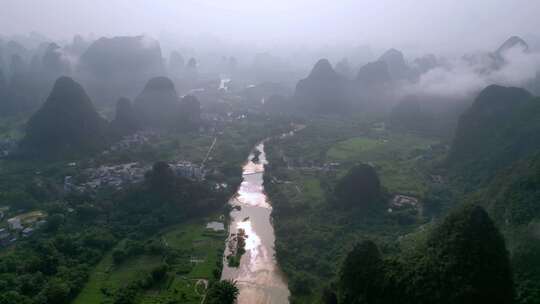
2,2 -> 540,304
1,34 -> 539,116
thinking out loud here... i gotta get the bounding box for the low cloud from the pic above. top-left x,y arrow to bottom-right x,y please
490,48 -> 540,86
402,46 -> 540,100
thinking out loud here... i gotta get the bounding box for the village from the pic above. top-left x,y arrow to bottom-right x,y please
62,128 -> 210,193
0,209 -> 48,247
3,156 -> 209,248
64,160 -> 206,193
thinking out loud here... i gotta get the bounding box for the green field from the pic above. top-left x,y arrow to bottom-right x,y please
73,248 -> 163,304
327,133 -> 439,195
283,173 -> 327,207
326,137 -> 384,160
73,219 -> 226,304
327,133 -> 436,162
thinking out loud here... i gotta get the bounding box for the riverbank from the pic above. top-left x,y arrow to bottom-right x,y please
221,143 -> 290,304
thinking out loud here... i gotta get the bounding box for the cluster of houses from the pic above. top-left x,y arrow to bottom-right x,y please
280,153 -> 341,172
65,162 -> 149,192
102,131 -> 159,155
0,210 -> 47,246
64,160 -> 206,193
170,161 -> 205,181
388,194 -> 420,212
0,138 -> 16,158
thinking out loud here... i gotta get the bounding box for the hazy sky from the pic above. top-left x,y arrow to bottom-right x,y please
2,0 -> 540,54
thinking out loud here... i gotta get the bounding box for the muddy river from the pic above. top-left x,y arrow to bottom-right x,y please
221,142 -> 290,304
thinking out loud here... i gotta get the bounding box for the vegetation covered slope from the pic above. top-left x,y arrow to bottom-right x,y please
335,204 -> 514,304
334,163 -> 386,210
133,77 -> 201,131
20,76 -> 108,158
469,153 -> 540,303
445,85 -> 540,303
294,59 -> 349,113
476,153 -> 540,226
448,85 -> 540,184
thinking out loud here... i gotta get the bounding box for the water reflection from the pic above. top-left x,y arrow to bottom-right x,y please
222,143 -> 290,304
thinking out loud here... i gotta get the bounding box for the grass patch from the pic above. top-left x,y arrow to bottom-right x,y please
327,137 -> 384,160
300,177 -> 325,205
74,219 -> 227,304
327,133 -> 439,195
162,221 -> 226,279
72,242 -> 118,304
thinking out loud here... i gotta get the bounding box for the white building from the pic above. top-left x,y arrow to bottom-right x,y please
22,227 -> 34,237
170,161 -> 205,181
7,217 -> 23,230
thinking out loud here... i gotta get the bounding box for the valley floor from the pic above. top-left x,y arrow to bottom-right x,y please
263,117 -> 449,303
